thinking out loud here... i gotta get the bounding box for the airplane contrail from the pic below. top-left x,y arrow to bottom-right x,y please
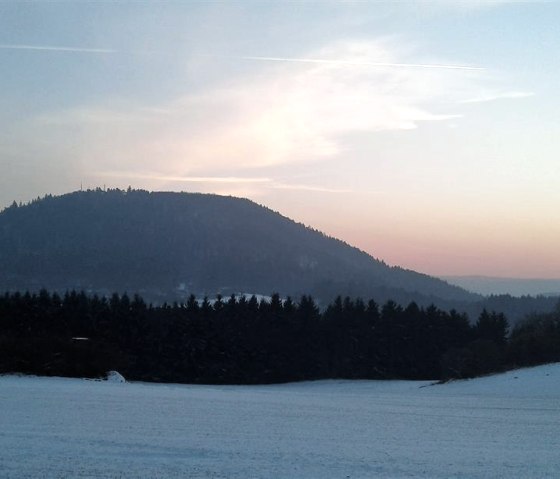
0,44 -> 484,70
0,44 -> 117,53
234,55 -> 484,71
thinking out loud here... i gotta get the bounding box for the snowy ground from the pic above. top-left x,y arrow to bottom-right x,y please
1,365 -> 559,478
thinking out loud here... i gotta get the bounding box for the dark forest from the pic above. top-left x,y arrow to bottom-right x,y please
2,289 -> 557,384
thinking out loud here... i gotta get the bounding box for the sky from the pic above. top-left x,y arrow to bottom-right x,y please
1,0 -> 559,279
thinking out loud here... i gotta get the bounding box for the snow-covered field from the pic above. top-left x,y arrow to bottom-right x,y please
1,365 -> 559,478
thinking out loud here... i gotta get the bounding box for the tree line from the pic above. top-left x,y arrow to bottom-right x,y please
0,289 -> 556,384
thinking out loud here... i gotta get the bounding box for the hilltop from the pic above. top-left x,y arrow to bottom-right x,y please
0,189 -> 476,306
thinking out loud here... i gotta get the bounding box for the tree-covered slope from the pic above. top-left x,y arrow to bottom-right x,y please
0,189 -> 477,304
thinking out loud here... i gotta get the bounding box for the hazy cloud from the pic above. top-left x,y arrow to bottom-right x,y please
26,39 -> 484,182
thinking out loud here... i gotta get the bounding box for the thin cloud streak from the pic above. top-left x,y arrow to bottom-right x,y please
0,44 -> 483,70
0,44 -> 117,54
227,55 -> 484,71
272,183 -> 353,194
96,172 -> 272,184
460,91 -> 535,103
95,172 -> 353,194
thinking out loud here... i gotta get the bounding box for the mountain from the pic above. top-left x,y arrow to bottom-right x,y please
0,189 -> 477,305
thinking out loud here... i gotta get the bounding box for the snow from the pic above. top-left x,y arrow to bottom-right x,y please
1,364 -> 559,478
105,370 -> 126,383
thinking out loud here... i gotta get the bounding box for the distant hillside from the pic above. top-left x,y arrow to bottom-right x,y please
0,189 -> 477,306
443,275 -> 560,297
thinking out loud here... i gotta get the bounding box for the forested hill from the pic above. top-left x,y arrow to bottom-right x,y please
0,189 -> 477,305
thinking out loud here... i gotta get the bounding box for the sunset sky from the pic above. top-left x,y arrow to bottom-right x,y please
1,1 -> 559,278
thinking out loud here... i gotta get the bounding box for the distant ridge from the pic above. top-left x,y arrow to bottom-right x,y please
0,189 -> 478,305
442,276 -> 560,297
